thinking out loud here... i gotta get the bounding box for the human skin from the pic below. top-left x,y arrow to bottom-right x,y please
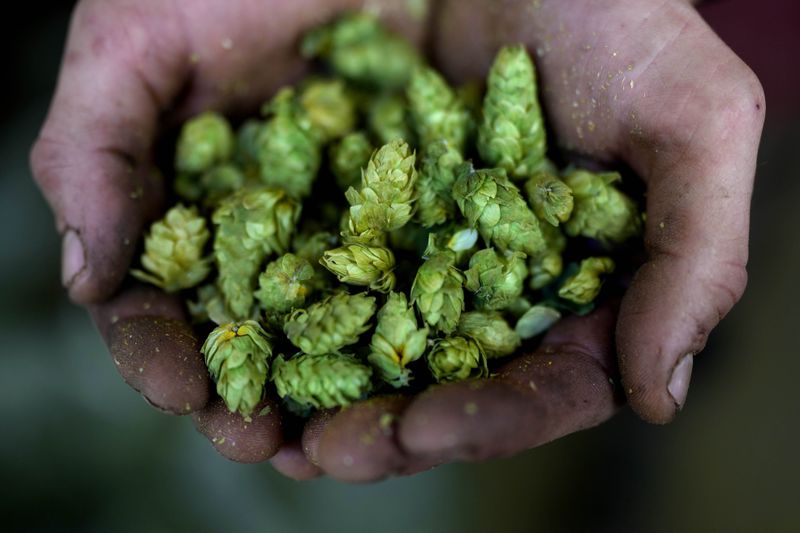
30,0 -> 764,481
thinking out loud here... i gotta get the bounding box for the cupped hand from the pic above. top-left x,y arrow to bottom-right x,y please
30,0 -> 764,481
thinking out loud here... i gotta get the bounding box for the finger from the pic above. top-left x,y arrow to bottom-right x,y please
90,283 -> 210,414
614,8 -> 765,423
270,441 -> 323,481
30,1 -> 190,304
192,397 -> 282,463
305,397 -> 440,483
399,305 -> 621,462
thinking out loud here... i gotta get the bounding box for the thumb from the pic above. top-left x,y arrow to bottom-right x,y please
30,1 -> 188,303
615,14 -> 765,423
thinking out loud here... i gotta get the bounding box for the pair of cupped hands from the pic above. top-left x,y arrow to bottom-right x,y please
30,0 -> 764,482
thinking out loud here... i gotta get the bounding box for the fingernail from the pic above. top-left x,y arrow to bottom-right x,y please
61,229 -> 86,287
668,354 -> 694,410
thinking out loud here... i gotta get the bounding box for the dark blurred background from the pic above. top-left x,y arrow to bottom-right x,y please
2,1 -> 798,532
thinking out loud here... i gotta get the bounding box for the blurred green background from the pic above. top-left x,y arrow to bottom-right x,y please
3,1 -> 798,532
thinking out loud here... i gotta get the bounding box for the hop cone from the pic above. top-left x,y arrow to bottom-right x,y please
131,204 -> 211,292
410,251 -> 465,334
299,78 -> 357,143
457,311 -> 520,359
453,164 -> 545,256
320,243 -> 396,293
424,226 -> 480,265
272,353 -> 372,409
428,335 -> 488,383
558,257 -> 615,305
563,169 -> 642,245
257,88 -> 321,198
367,93 -> 414,144
524,171 -> 574,226
407,65 -> 470,151
284,292 -> 376,355
515,305 -> 561,339
202,321 -> 273,417
330,131 -> 373,191
368,292 -> 429,387
528,222 -> 567,289
175,111 -> 234,174
234,119 -> 263,175
345,139 -> 417,237
255,253 -> 315,317
477,45 -> 547,180
301,12 -> 420,90
464,248 -> 528,311
188,283 -> 232,325
213,187 -> 301,319
416,139 -> 463,227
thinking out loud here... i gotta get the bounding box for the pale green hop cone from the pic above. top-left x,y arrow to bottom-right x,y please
368,292 -> 429,387
330,131 -> 373,191
558,257 -> 616,305
528,222 -> 567,289
213,187 -> 301,320
298,78 -> 357,143
257,88 -> 321,198
453,163 -> 545,256
477,45 -> 547,180
272,353 -> 372,410
410,250 -> 465,334
284,292 -> 377,355
428,335 -> 488,383
515,305 -> 561,339
320,243 -> 396,293
188,283 -> 233,326
407,65 -> 470,151
464,248 -> 528,311
256,253 -> 315,317
524,171 -> 574,226
563,169 -> 642,245
202,321 -> 273,417
457,311 -> 520,359
175,163 -> 246,208
175,111 -> 235,175
345,139 -> 417,236
416,139 -> 463,227
301,12 -> 421,90
367,93 -> 414,144
131,204 -> 211,292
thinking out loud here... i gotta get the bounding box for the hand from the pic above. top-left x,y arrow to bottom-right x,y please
31,0 -> 764,481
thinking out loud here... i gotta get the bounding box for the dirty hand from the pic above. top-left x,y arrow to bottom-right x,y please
30,0 -> 763,482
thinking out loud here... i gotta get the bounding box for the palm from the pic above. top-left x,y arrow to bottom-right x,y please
32,0 -> 763,482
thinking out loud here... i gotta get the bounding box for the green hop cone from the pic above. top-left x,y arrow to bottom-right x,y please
407,65 -> 470,151
457,311 -> 521,359
558,257 -> 616,305
175,111 -> 234,175
524,171 -> 574,226
272,353 -> 372,410
453,163 -> 545,256
368,292 -> 429,387
284,292 -> 376,355
344,139 -> 417,236
464,248 -> 528,311
515,305 -> 561,339
202,321 -> 273,417
528,222 -> 567,289
301,12 -> 421,90
477,45 -> 547,180
234,119 -> 263,175
188,283 -> 233,325
320,243 -> 396,293
562,169 -> 642,245
257,88 -> 321,198
298,78 -> 357,143
427,335 -> 488,383
329,131 -> 373,191
213,187 -> 301,319
131,204 -> 211,292
410,251 -> 465,334
416,139 -> 463,227
424,226 -> 480,266
256,253 -> 315,317
367,93 -> 414,144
